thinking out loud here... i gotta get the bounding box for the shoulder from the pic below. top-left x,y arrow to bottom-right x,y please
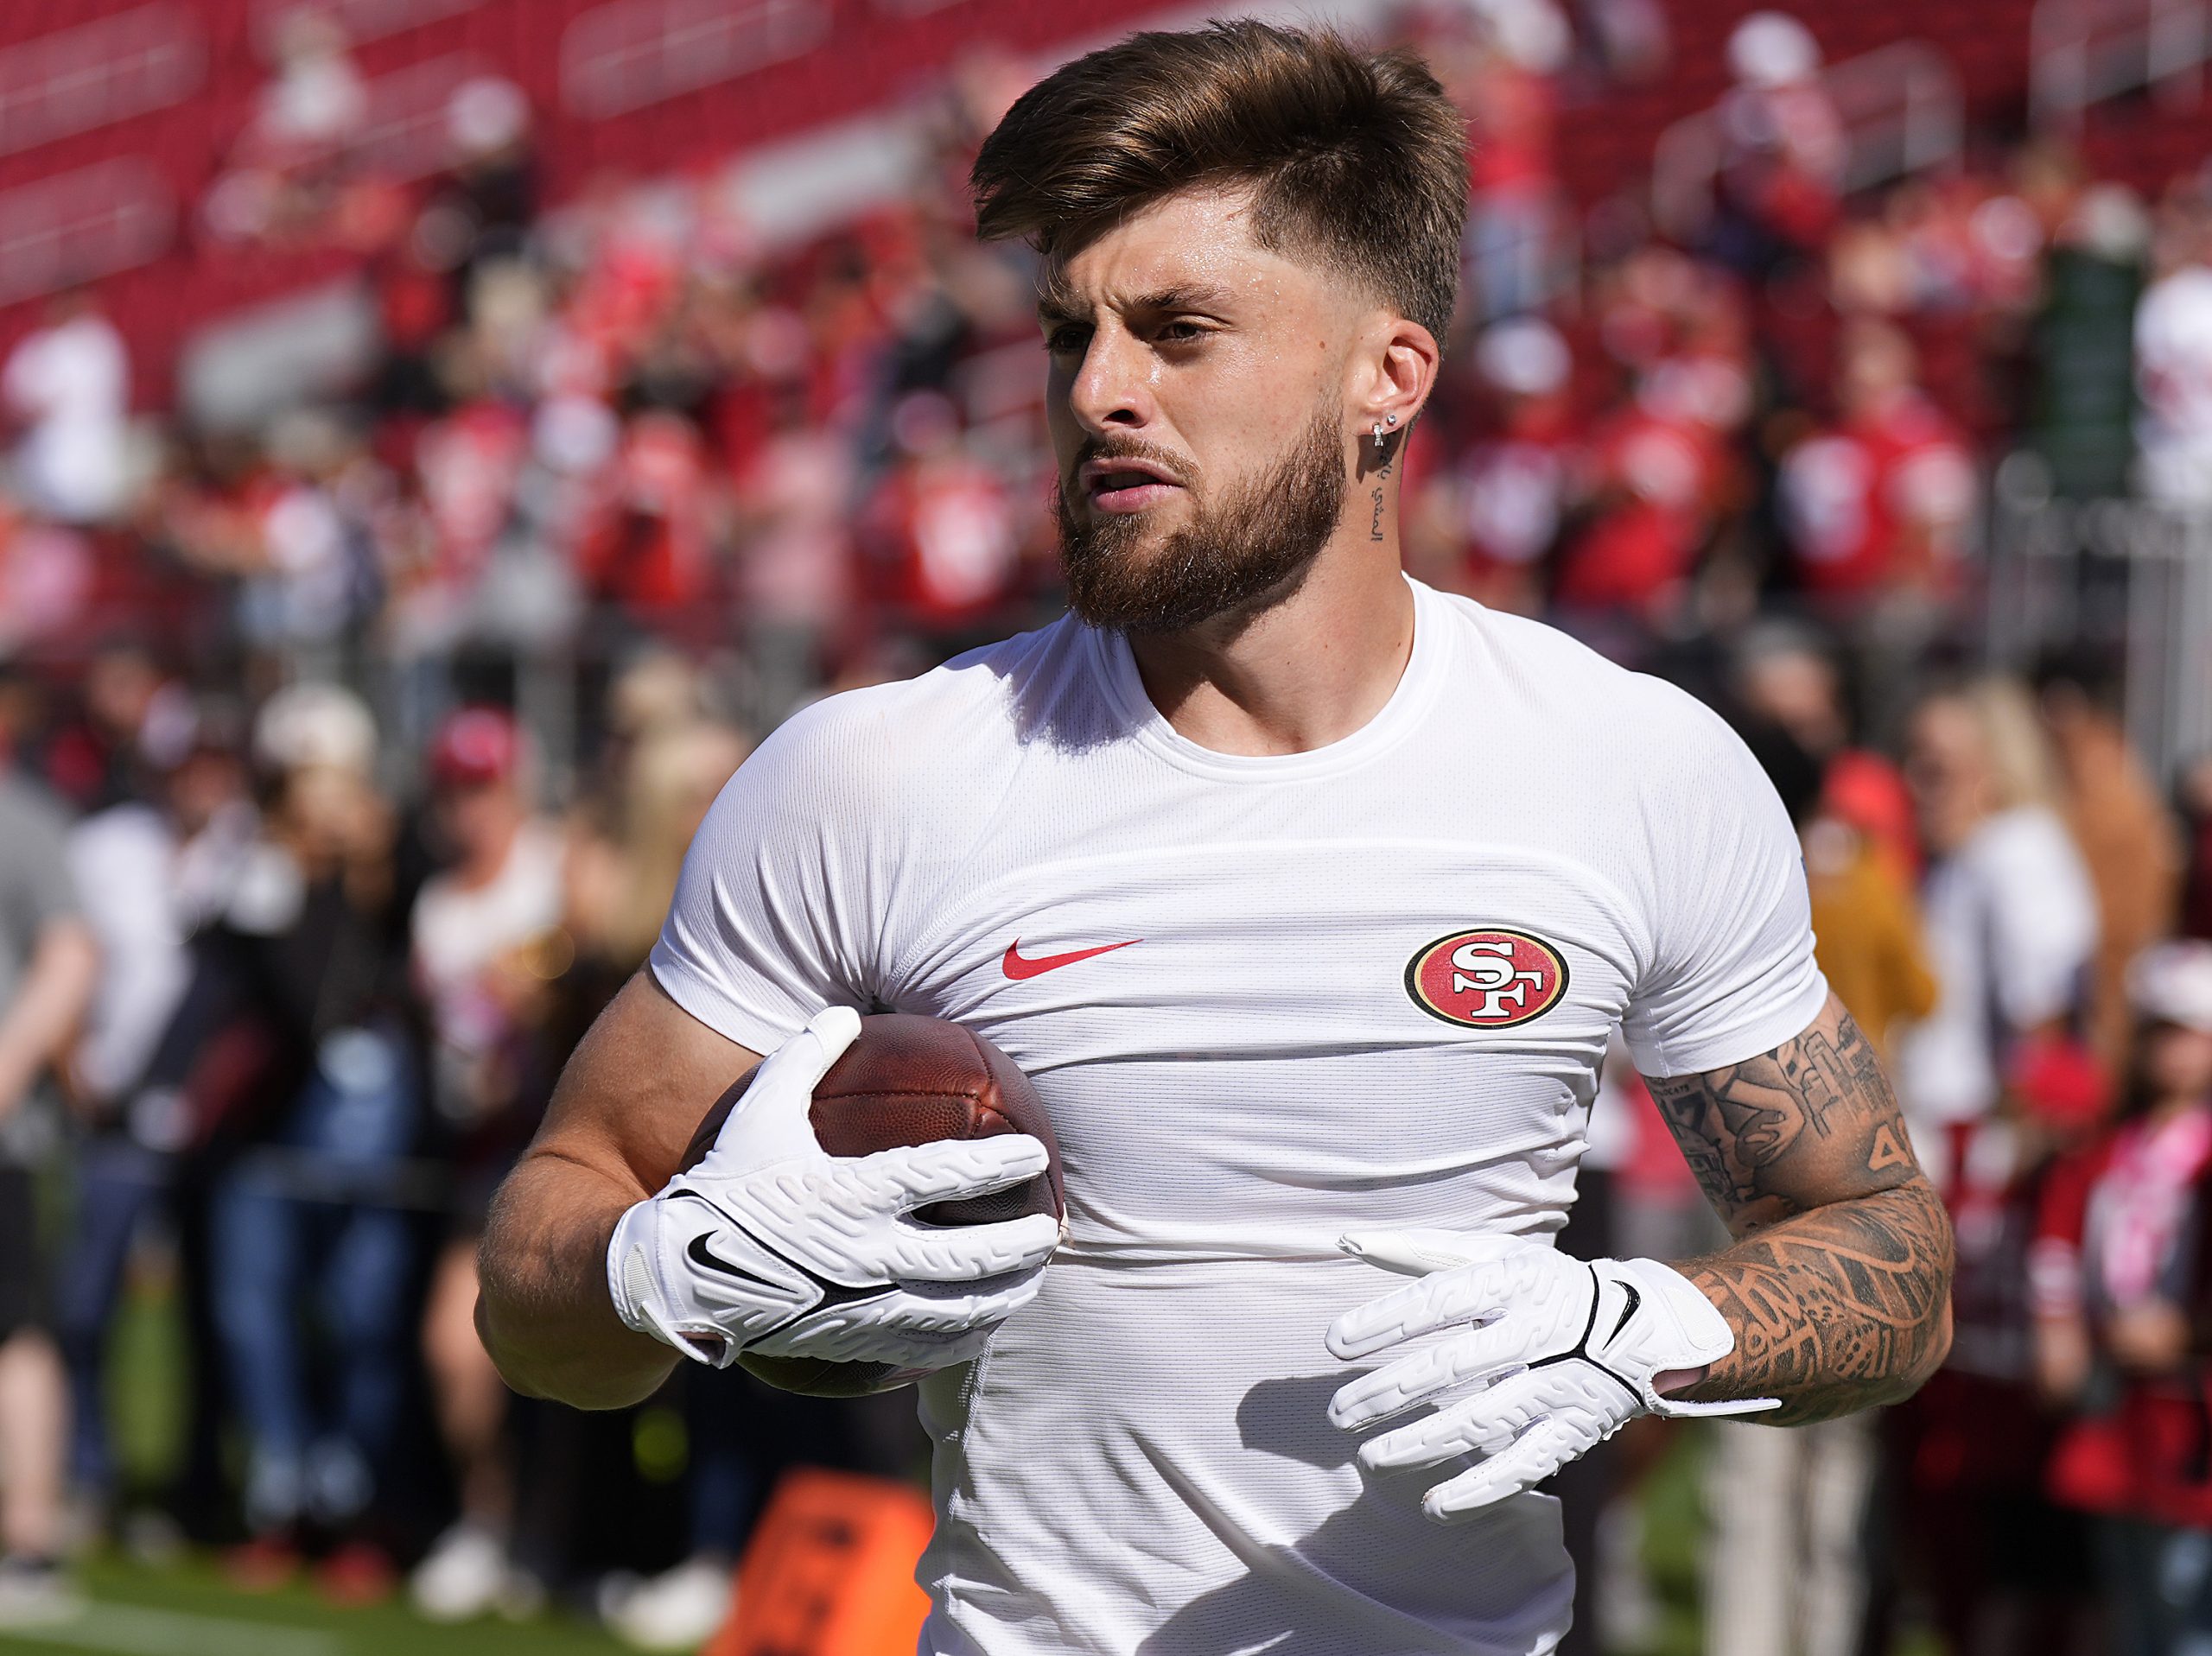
0,777 -> 79,893
705,616 -> 1103,859
747,614 -> 1098,792
1437,594 -> 1746,766
1880,393 -> 1954,441
0,773 -> 73,835
69,801 -> 164,856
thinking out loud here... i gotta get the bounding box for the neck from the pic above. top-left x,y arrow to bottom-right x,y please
1124,528 -> 1417,758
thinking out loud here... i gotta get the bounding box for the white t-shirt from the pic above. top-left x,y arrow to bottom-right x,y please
2,314 -> 130,523
1892,806 -> 2097,1139
68,803 -> 187,1106
412,820 -> 565,1116
652,578 -> 1827,1656
2136,264 -> 2212,505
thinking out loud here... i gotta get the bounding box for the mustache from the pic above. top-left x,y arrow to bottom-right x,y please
1068,438 -> 1198,491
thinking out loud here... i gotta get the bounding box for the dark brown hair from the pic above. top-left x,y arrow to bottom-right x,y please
970,21 -> 1468,346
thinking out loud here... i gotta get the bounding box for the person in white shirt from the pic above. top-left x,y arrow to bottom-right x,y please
405,707 -> 564,1622
55,726 -> 255,1516
1,290 -> 130,527
2135,244 -> 2212,507
1894,680 -> 2100,1171
477,23 -> 1955,1654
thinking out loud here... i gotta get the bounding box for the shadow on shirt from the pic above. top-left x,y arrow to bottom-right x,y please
1132,1373 -> 1574,1655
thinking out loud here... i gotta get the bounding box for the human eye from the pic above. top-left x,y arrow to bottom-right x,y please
1044,323 -> 1090,357
1154,319 -> 1210,346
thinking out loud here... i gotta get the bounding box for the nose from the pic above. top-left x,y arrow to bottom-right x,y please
1065,323 -> 1156,437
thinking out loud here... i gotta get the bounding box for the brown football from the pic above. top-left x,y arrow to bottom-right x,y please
677,1012 -> 1062,1397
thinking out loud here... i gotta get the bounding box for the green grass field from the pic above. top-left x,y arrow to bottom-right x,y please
0,1555 -> 632,1655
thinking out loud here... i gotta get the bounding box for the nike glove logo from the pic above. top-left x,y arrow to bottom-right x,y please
685,1231 -> 785,1293
1606,1281 -> 1643,1344
1001,938 -> 1141,980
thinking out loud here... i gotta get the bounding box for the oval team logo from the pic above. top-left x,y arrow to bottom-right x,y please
1404,929 -> 1569,1030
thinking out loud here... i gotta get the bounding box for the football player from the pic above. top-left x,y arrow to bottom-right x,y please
480,23 -> 1954,1653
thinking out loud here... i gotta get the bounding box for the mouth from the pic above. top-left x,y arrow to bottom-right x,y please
1078,456 -> 1185,515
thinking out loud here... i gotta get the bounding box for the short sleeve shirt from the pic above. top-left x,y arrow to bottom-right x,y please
652,579 -> 1827,1655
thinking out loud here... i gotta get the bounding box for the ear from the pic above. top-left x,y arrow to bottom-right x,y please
1352,313 -> 1441,443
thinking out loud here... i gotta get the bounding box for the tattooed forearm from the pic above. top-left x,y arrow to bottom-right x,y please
1643,995 -> 1954,1425
1674,1181 -> 1952,1424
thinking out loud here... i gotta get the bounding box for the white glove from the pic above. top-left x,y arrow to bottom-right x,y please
608,1006 -> 1061,1373
1327,1230 -> 1777,1521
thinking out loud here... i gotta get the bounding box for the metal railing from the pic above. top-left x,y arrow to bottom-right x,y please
0,3 -> 204,159
1985,453 -> 2212,783
1653,41 -> 1963,242
2031,0 -> 2210,128
0,157 -> 175,309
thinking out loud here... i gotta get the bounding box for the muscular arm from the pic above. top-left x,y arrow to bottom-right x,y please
1643,993 -> 1955,1426
476,972 -> 762,1409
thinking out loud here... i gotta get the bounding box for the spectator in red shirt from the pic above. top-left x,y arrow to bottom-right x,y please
2037,940 -> 2212,1655
1777,318 -> 1975,604
575,409 -> 715,624
856,391 -> 1019,643
1551,384 -> 1721,621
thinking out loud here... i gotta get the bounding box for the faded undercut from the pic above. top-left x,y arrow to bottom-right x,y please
969,20 -> 1469,349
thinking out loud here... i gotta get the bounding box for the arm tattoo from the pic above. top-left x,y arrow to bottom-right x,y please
1643,997 -> 1955,1426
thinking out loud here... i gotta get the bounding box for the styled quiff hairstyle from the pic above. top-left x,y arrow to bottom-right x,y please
970,21 -> 1469,347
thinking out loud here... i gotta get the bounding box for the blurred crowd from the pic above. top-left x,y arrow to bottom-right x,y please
0,661 -> 937,1645
1567,645 -> 2212,1656
0,1 -> 2211,1651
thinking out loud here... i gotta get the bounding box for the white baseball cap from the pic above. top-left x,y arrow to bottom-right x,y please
1728,12 -> 1821,90
2130,941 -> 2212,1035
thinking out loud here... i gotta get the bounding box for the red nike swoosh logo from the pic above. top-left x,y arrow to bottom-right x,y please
1001,938 -> 1142,980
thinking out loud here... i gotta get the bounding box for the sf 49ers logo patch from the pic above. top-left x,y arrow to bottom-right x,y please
1405,929 -> 1569,1030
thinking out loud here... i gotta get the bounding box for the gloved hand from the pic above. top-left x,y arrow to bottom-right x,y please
608,1006 -> 1061,1372
1327,1230 -> 1777,1521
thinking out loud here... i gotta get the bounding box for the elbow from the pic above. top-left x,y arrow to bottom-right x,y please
1863,1288 -> 1951,1415
474,1209 -> 674,1412
473,1269 -> 649,1412
472,1289 -> 545,1402
1891,1181 -> 1955,1401
1910,1294 -> 1955,1391
470,1234 -> 550,1402
470,1227 -> 578,1407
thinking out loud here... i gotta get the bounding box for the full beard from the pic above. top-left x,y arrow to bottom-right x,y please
1054,406 -> 1347,635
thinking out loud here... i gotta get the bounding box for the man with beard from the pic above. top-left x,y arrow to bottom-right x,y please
479,23 -> 1955,1653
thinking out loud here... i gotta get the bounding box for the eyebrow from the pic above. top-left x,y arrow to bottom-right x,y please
1035,270 -> 1082,326
1034,281 -> 1236,326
